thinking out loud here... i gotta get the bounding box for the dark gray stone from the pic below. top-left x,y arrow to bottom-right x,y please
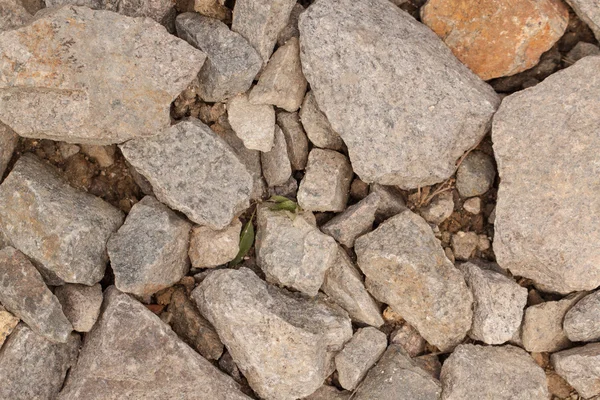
321,192 -> 380,248
456,151 -> 496,197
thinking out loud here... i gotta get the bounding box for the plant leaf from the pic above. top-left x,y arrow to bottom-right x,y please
269,199 -> 298,212
229,213 -> 255,266
268,195 -> 291,204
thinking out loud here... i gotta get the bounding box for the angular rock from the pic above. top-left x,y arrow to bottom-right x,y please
321,192 -> 380,247
176,13 -> 262,102
277,3 -> 304,46
268,176 -> 298,199
59,287 -> 250,399
420,192 -> 454,225
335,327 -> 387,390
227,93 -> 275,152
303,385 -> 350,400
299,0 -> 499,188
441,344 -> 548,400
249,37 -> 307,112
567,41 -> 600,62
120,119 -> 252,230
0,306 -> 19,348
390,323 -> 427,358
462,197 -> 481,214
54,284 -> 103,333
493,57 -> 600,293
350,179 -> 370,201
0,6 -> 205,144
0,123 -> 18,179
193,268 -> 353,400
451,231 -> 479,261
0,324 -> 80,400
370,183 -> 407,220
256,206 -> 337,296
261,125 -> 292,187
299,91 -> 344,151
189,219 -> 241,269
565,0 -> 600,41
108,196 -> 191,298
0,0 -> 32,31
552,343 -> 600,399
297,149 -> 353,212
277,111 -> 309,171
355,210 -> 473,351
456,151 -> 496,198
564,290 -> 600,342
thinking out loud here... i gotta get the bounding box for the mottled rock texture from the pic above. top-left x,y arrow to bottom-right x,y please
0,0 -> 31,31
564,290 -> 600,342
0,306 -> 19,348
321,192 -> 380,248
189,219 -> 241,269
552,343 -> 600,399
335,327 -> 387,390
54,284 -> 103,333
261,125 -> 292,187
455,151 -> 496,197
300,91 -> 344,151
277,111 -> 309,171
0,123 -> 18,179
227,93 -> 275,152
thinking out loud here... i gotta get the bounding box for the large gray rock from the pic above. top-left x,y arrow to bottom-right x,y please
176,13 -> 262,102
321,192 -> 380,248
564,290 -> 600,342
58,287 -> 250,400
551,343 -> 600,399
565,0 -> 600,41
0,6 -> 205,145
0,0 -> 31,31
261,125 -> 292,187
0,324 -> 80,400
193,268 -> 352,400
493,56 -> 600,294
335,327 -> 387,390
0,247 -> 72,343
276,111 -> 309,171
0,154 -> 124,285
108,196 -> 191,297
298,0 -> 499,188
189,218 -> 241,269
441,344 -> 549,400
355,210 -> 473,351
120,119 -> 253,230
227,93 -> 275,152
299,91 -> 344,151
0,123 -> 18,179
54,284 -> 103,333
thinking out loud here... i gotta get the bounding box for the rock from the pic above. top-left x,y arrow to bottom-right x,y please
80,144 -> 115,168
54,284 -> 103,333
231,0 -> 297,63
462,197 -> 481,214
564,290 -> 600,342
218,351 -> 244,384
120,119 -> 252,230
303,385 -> 350,400
249,37 -> 307,112
276,111 -> 309,171
355,210 -> 473,351
256,206 -> 337,296
456,151 -> 496,198
352,344 -> 442,400
193,268 -> 353,400
552,343 -> 600,399
321,192 -> 380,247
261,125 -> 292,187
565,0 -> 600,41
459,262 -> 527,344
415,354 -> 443,380
546,371 -> 574,399
189,219 -> 241,269
167,287 -> 223,360
227,93 -> 275,152
108,196 -> 191,298
299,91 -> 344,151
441,344 -> 548,400
420,192 -> 454,225
0,123 -> 18,179
0,324 -> 80,400
493,57 -> 600,294
321,247 -> 384,327
0,154 -> 123,285
299,0 -> 499,188
567,41 -> 600,62
335,327 -> 387,390
268,176 -> 298,199
176,13 -> 262,103
350,179 -> 370,201
421,0 -> 568,80
0,6 -> 205,145
390,323 -> 427,357
370,184 -> 407,220
58,143 -> 81,160
176,0 -> 231,22
0,306 -> 19,348
451,231 -> 479,261
277,3 -> 304,46
297,149 -> 353,212
1,0 -> 31,32
59,287 -> 250,399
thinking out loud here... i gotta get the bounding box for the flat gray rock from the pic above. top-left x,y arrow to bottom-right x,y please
227,93 -> 275,152
0,123 -> 18,179
276,111 -> 309,171
58,287 -> 250,400
0,6 -> 205,144
0,0 -> 31,32
193,268 -> 352,400
120,119 -> 253,230
551,343 -> 600,399
189,218 -> 241,269
564,290 -> 600,342
565,0 -> 600,41
54,284 -> 103,333
299,91 -> 344,151
355,210 -> 473,351
299,0 -> 499,188
455,151 -> 495,197
335,327 -> 387,390
0,154 -> 124,285
321,192 -> 380,248
261,125 -> 292,187
493,56 -> 600,294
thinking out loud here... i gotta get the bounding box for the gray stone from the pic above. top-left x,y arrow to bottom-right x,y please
492,56 -> 600,294
268,176 -> 298,199
565,0 -> 600,41
227,93 -> 275,152
303,385 -> 350,400
456,151 -> 495,197
249,37 -> 307,112
564,290 -> 600,342
298,0 -> 499,188
120,119 -> 252,230
0,123 -> 18,179
0,247 -> 72,343
0,154 -> 124,285
0,0 -> 31,31
462,197 -> 481,214
80,144 -> 115,168
277,3 -> 304,46
420,192 -> 454,225
0,6 -> 205,145
298,149 -> 353,212
193,268 -> 353,400
335,327 -> 387,390
441,344 -> 548,400
108,196 -> 191,298
256,206 -> 337,296
390,323 -> 427,358
261,125 -> 292,187
552,343 -> 600,399
276,111 -> 309,171
189,219 -> 241,269
459,262 -> 527,344
355,210 -> 473,351
567,42 -> 600,62
0,324 -> 80,400
176,13 -> 262,102
415,354 -> 443,381
300,91 -> 344,151
321,192 -> 380,247
0,306 -> 19,348
54,284 -> 103,333
370,183 -> 407,220
451,231 -> 479,261
59,287 -> 250,400
352,344 -> 442,400
350,179 -> 370,201
231,0 -> 297,63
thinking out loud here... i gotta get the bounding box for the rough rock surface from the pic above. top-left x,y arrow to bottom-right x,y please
420,192 -> 454,225
300,91 -> 344,151
176,0 -> 231,21
335,327 -> 387,390
193,268 -> 353,400
54,284 -> 103,333
227,94 -> 275,152
299,0 -> 499,188
391,323 -> 427,358
551,343 -> 600,399
456,151 -> 496,197
0,123 -> 19,179
189,219 -> 241,269
462,197 -> 481,214
303,385 -> 350,400
565,0 -> 600,41
59,287 -> 250,400
493,56 -> 600,294
564,290 -> 600,342
0,306 -> 19,348
451,231 -> 479,261
355,210 -> 473,351
80,144 -> 115,168
321,192 -> 380,247
370,184 -> 407,220
0,0 -> 31,31
261,126 -> 292,187
0,154 -> 124,285
441,344 -> 549,400
277,3 -> 304,46
277,111 -> 309,171
0,6 -> 205,144
120,119 -> 252,230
